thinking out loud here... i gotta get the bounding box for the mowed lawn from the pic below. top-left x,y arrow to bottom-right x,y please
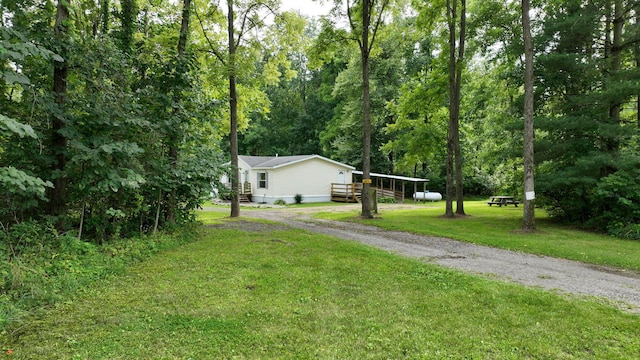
316,200 -> 640,272
2,211 -> 639,359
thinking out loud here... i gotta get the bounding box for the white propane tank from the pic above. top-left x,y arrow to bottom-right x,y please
413,191 -> 442,202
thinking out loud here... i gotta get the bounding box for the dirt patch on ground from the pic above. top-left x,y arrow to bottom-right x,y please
205,220 -> 289,233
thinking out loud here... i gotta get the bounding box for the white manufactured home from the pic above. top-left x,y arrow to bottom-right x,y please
222,155 -> 355,204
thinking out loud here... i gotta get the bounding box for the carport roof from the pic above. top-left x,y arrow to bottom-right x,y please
353,170 -> 429,182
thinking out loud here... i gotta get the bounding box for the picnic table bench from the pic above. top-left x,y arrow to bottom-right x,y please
487,196 -> 519,207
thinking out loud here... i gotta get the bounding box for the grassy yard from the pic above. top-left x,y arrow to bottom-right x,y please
315,200 -> 640,272
2,212 -> 639,359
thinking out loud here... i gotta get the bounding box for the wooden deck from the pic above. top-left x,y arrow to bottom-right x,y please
331,183 -> 362,202
225,182 -> 252,202
331,183 -> 403,203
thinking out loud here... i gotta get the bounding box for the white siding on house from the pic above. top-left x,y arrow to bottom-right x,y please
220,155 -> 354,204
273,158 -> 349,203
256,156 -> 353,204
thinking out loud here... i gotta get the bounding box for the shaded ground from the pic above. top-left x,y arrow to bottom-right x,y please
208,204 -> 640,312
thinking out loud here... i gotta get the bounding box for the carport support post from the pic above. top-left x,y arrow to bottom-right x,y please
414,182 -> 417,203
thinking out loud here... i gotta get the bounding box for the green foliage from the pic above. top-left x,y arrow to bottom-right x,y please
0,27 -> 63,64
317,19 -> 409,173
0,219 -> 198,329
0,114 -> 36,138
377,196 -> 396,203
273,199 -> 288,206
0,28 -> 56,223
590,165 -> 640,239
530,0 -> 640,235
0,166 -> 52,198
294,193 -> 303,204
0,2 -> 226,239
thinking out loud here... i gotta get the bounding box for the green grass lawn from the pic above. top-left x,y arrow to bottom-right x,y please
2,215 -> 639,359
315,200 -> 640,272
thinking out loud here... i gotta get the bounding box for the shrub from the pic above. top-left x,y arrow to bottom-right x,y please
294,194 -> 303,204
378,197 -> 397,204
590,167 -> 640,239
273,199 -> 287,206
608,224 -> 640,241
0,220 -> 198,330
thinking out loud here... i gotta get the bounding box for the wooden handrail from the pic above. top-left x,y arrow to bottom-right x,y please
225,182 -> 252,195
331,183 -> 402,202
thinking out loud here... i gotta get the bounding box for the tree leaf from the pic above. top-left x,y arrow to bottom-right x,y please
0,114 -> 38,138
2,70 -> 31,85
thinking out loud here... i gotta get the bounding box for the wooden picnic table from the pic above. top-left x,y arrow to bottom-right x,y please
487,196 -> 519,207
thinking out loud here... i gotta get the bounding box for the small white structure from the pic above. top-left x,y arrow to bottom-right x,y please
413,191 -> 442,202
221,155 -> 355,204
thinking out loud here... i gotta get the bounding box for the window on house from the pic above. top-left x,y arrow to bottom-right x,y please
258,172 -> 268,189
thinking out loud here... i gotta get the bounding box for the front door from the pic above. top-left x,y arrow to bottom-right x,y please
337,171 -> 345,184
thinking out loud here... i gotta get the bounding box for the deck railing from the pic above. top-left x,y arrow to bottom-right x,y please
224,182 -> 252,202
376,187 -> 403,201
331,183 -> 361,202
225,182 -> 252,195
331,183 -> 403,203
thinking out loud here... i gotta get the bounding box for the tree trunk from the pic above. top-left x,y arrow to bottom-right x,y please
608,0 -> 623,151
178,0 -> 190,55
229,0 -> 240,218
360,0 -> 373,219
445,133 -> 455,217
167,0 -> 191,225
522,0 -> 536,231
101,0 -> 109,34
48,0 -> 70,221
120,0 -> 136,53
637,44 -> 640,128
631,5 -> 639,129
445,0 -> 466,217
454,0 -> 466,216
140,5 -> 149,82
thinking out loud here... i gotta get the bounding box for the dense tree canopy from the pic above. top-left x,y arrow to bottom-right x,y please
1,0 -> 638,239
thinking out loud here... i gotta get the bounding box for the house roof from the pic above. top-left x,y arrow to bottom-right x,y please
239,155 -> 356,170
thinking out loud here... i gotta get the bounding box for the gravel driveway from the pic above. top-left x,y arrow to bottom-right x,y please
238,204 -> 640,312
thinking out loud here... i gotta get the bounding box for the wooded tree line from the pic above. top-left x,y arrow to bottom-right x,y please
1,0 -> 639,240
1,0 -> 225,240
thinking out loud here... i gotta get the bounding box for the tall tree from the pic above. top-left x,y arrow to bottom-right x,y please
344,0 -> 389,218
196,0 -> 285,218
522,0 -> 535,231
167,0 -> 192,225
48,0 -> 71,221
636,8 -> 640,129
532,0 -> 640,235
444,0 -> 466,217
227,0 -> 241,218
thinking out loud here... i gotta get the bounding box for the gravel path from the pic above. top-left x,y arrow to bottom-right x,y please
239,205 -> 640,312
